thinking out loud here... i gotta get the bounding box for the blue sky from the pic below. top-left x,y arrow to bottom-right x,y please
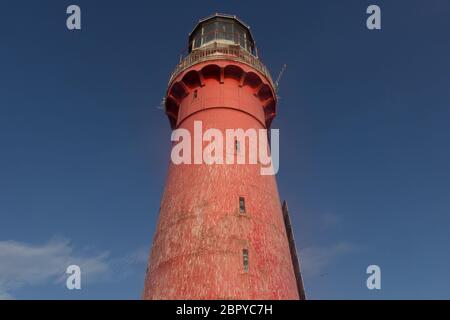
0,0 -> 449,299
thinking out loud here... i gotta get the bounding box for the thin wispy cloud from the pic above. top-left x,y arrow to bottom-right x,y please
320,213 -> 341,229
122,246 -> 149,266
0,290 -> 14,300
300,242 -> 356,277
107,246 -> 149,281
0,238 -> 110,299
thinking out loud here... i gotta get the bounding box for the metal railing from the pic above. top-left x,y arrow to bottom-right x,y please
168,44 -> 275,88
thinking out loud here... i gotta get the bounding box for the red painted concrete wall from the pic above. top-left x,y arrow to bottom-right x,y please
142,60 -> 299,300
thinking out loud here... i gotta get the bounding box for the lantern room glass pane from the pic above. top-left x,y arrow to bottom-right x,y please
203,21 -> 216,44
193,33 -> 201,49
239,32 -> 247,50
217,20 -> 234,41
189,18 -> 256,55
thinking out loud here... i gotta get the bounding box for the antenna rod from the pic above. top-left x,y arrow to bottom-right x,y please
275,64 -> 287,90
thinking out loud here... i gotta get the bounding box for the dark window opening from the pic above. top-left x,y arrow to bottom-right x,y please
243,249 -> 249,272
239,197 -> 246,214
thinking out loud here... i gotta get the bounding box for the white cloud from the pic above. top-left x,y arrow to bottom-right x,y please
122,246 -> 149,266
0,290 -> 14,300
0,238 -> 110,299
300,242 -> 356,277
320,213 -> 341,229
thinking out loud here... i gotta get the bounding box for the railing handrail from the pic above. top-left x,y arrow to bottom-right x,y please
168,44 -> 275,89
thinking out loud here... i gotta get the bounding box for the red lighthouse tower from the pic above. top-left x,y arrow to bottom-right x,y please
143,14 -> 305,300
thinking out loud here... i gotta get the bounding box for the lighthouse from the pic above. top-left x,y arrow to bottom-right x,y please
143,13 -> 305,300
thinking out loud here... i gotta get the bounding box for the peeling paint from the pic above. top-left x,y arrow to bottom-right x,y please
143,61 -> 300,300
